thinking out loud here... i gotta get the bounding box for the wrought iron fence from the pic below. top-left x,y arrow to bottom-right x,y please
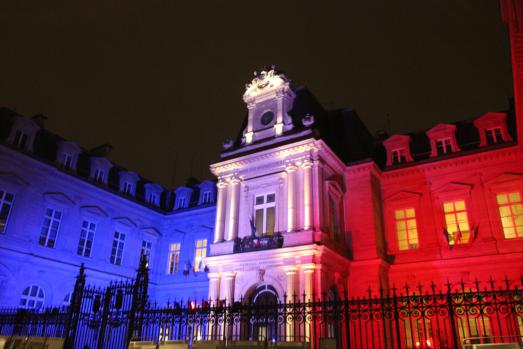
0,257 -> 521,349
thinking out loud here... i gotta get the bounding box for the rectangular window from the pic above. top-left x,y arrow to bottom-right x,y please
436,138 -> 452,155
94,169 -> 105,183
123,182 -> 132,195
39,208 -> 62,248
0,190 -> 14,234
443,200 -> 470,245
496,192 -> 523,239
14,130 -> 27,149
391,149 -> 406,164
194,239 -> 207,272
329,196 -> 340,240
62,153 -> 73,170
167,243 -> 181,274
395,208 -> 419,250
77,220 -> 96,257
201,191 -> 212,204
110,231 -> 125,265
141,240 -> 152,258
254,193 -> 276,236
486,127 -> 503,145
176,197 -> 186,209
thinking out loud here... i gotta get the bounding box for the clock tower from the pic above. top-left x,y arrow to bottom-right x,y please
242,67 -> 296,144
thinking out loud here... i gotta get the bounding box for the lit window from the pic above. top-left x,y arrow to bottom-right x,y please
13,130 -> 28,149
123,182 -> 132,195
486,127 -> 503,145
0,190 -> 14,234
176,196 -> 187,209
110,231 -> 125,265
395,208 -> 419,250
443,200 -> 470,245
141,240 -> 152,258
77,220 -> 96,257
94,169 -> 105,183
254,193 -> 276,236
496,192 -> 523,239
201,191 -> 213,204
19,285 -> 44,309
167,243 -> 181,274
194,239 -> 207,272
62,153 -> 73,170
39,208 -> 62,248
436,138 -> 452,155
391,148 -> 406,164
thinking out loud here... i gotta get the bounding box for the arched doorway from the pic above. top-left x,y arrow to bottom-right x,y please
249,284 -> 279,342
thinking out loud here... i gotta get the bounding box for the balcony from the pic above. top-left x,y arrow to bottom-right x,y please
233,232 -> 284,253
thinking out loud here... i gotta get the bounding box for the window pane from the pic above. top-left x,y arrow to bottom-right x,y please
256,196 -> 264,205
406,209 -> 415,218
509,192 -> 521,202
395,210 -> 405,219
455,201 -> 465,211
497,194 -> 508,205
255,209 -> 264,235
266,194 -> 275,203
266,207 -> 275,235
443,203 -> 454,213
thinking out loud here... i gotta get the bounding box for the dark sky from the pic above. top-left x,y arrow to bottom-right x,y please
0,1 -> 513,188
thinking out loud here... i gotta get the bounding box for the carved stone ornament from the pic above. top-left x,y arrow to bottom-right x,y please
244,67 -> 289,98
302,114 -> 315,127
222,138 -> 234,150
257,269 -> 265,282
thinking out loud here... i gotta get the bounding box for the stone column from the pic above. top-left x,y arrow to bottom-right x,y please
208,273 -> 221,304
302,264 -> 315,343
286,163 -> 298,232
227,177 -> 241,241
214,180 -> 228,243
284,267 -> 298,341
302,160 -> 313,230
222,272 -> 236,305
311,158 -> 322,232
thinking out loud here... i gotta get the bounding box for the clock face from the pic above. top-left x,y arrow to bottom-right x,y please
260,111 -> 274,126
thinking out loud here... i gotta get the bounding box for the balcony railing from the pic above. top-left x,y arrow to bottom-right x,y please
233,232 -> 284,253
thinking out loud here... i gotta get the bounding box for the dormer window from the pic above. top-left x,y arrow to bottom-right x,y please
123,182 -> 132,195
201,191 -> 212,204
474,112 -> 512,147
13,130 -> 28,149
436,138 -> 452,155
426,124 -> 460,157
383,135 -> 413,167
486,127 -> 503,145
144,183 -> 163,207
392,148 -> 407,164
56,141 -> 81,172
175,196 -> 187,209
94,169 -> 105,183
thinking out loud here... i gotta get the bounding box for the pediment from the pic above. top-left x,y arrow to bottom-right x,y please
113,216 -> 137,228
43,192 -> 75,205
384,190 -> 422,203
426,123 -> 456,137
432,182 -> 473,195
0,171 -> 30,187
383,134 -> 411,147
80,205 -> 108,218
140,226 -> 162,238
486,172 -> 523,186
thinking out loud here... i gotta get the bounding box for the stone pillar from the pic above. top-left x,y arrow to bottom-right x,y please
208,273 -> 221,304
311,158 -> 322,232
222,272 -> 236,305
227,177 -> 241,241
302,264 -> 315,343
285,267 -> 298,341
214,180 -> 228,243
302,160 -> 313,230
286,163 -> 298,232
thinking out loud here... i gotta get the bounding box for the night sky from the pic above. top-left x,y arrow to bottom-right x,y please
0,1 -> 513,188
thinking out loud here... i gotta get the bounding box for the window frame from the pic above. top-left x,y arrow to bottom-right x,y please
19,285 -> 45,309
39,207 -> 62,248
0,190 -> 15,234
495,191 -> 523,239
254,192 -> 276,236
384,191 -> 424,254
201,191 -> 213,204
193,239 -> 208,272
77,220 -> 96,257
94,169 -> 105,183
141,240 -> 152,258
391,148 -> 407,164
435,137 -> 452,155
394,207 -> 420,251
167,243 -> 181,274
110,231 -> 126,266
442,199 -> 472,245
485,127 -> 503,145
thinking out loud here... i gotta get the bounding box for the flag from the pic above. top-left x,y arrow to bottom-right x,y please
249,216 -> 257,238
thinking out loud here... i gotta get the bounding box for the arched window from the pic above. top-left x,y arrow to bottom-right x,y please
19,285 -> 45,309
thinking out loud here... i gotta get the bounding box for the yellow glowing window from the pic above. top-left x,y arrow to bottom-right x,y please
167,243 -> 180,274
395,208 -> 419,250
496,192 -> 523,239
194,239 -> 207,272
443,200 -> 470,245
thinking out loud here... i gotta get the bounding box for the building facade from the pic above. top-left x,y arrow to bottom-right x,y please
0,1 -> 522,320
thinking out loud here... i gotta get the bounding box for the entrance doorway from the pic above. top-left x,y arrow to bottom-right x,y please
249,284 -> 278,342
